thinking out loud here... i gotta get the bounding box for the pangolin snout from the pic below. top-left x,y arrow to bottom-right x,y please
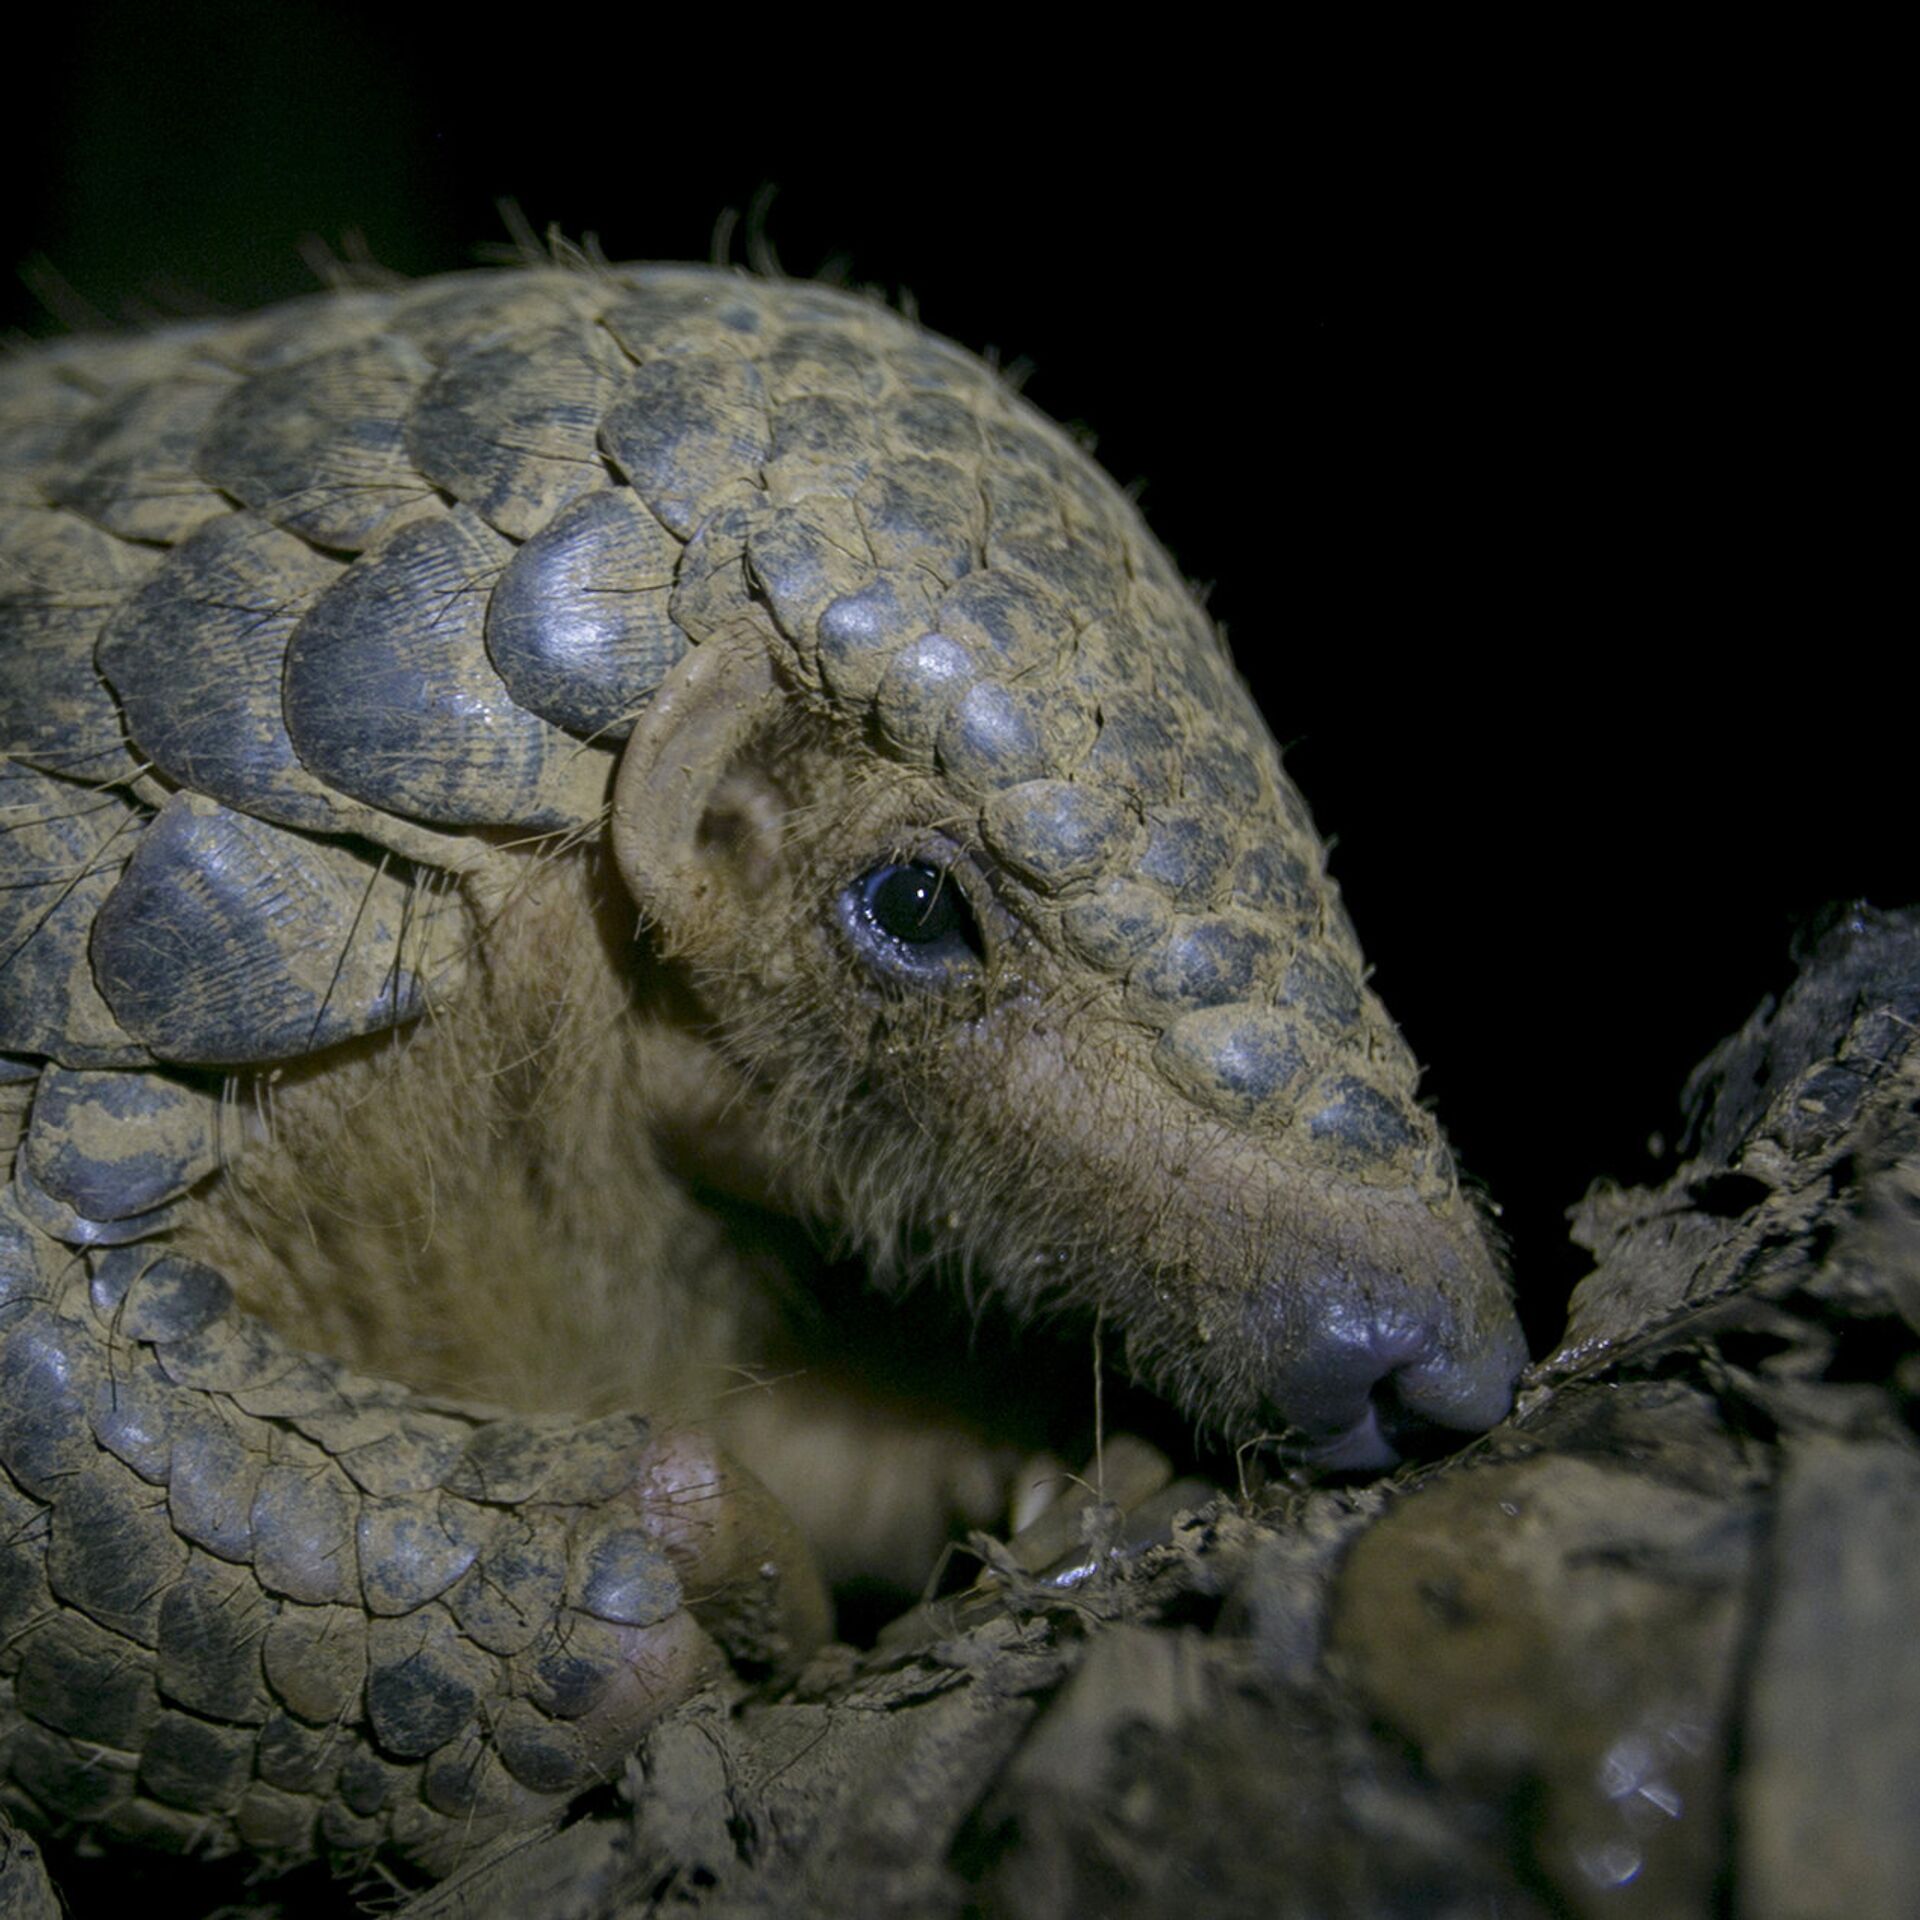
1240,1197 -> 1530,1470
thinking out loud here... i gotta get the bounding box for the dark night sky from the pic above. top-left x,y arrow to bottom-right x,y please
9,7 -> 1905,1346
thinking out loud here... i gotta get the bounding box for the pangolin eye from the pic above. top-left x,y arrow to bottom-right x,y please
839,861 -> 984,983
867,864 -> 960,943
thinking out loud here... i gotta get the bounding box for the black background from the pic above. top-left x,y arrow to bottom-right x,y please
8,6 -> 1905,1348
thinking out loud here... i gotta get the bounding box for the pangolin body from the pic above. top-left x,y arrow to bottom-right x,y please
0,264 -> 1527,1871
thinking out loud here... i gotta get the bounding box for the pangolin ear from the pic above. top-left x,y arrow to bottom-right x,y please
611,634 -> 788,950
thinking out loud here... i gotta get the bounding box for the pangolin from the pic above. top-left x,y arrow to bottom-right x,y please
0,261 -> 1527,1873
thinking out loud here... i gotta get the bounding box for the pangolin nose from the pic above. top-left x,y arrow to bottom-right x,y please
1253,1250 -> 1531,1472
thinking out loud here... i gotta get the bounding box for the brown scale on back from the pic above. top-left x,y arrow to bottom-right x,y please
0,262 -> 1526,1873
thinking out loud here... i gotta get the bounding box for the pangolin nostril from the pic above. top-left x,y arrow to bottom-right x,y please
1285,1343 -> 1519,1473
1249,1253 -> 1531,1473
1386,1314 -> 1533,1436
1363,1372 -> 1501,1468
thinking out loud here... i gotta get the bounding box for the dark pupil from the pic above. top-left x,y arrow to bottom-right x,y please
869,864 -> 960,943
